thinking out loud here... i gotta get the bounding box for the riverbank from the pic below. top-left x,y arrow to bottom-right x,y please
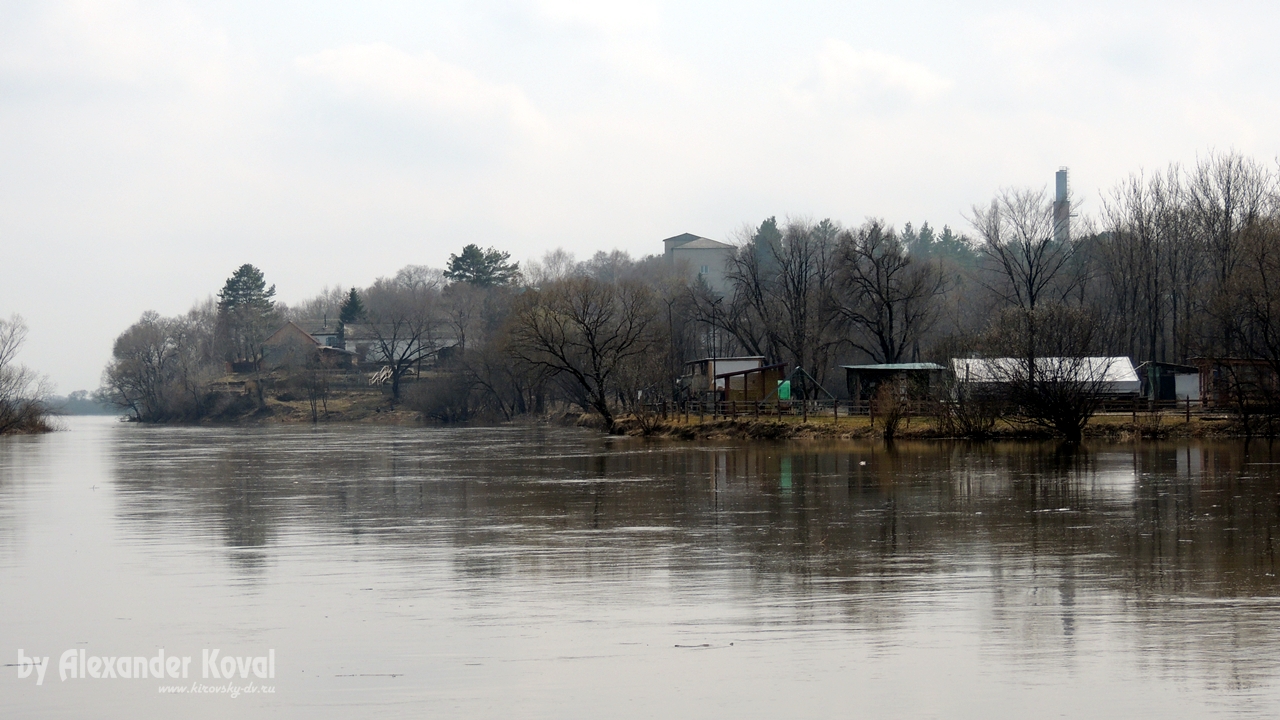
604,410 -> 1244,441
119,381 -> 1256,441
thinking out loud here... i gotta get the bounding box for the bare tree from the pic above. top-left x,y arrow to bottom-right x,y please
0,315 -> 53,434
1187,151 -> 1278,355
832,219 -> 947,363
101,311 -> 180,421
1210,217 -> 1280,433
286,285 -> 348,330
510,276 -> 660,432
362,270 -> 444,402
978,303 -> 1112,442
522,248 -> 579,288
970,188 -> 1081,313
1188,151 -> 1275,291
707,218 -> 843,384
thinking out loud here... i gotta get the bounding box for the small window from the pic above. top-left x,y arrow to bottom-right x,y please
700,265 -> 709,274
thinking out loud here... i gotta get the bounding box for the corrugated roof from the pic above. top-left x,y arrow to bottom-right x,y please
952,357 -> 1138,384
842,363 -> 946,371
685,356 -> 765,365
1134,361 -> 1198,374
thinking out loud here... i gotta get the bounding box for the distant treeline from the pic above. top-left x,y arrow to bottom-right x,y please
98,150 -> 1280,438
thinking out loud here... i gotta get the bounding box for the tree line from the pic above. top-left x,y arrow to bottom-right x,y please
98,150 -> 1280,436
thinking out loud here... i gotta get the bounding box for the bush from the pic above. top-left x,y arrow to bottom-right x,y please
407,374 -> 473,422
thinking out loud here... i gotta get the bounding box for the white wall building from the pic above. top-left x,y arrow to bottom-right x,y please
664,233 -> 735,295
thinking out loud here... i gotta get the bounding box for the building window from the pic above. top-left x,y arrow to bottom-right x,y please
699,265 -> 709,275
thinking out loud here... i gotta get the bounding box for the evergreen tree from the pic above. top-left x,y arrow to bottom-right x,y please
917,221 -> 936,247
934,224 -> 978,267
443,245 -> 520,287
752,217 -> 783,275
216,264 -> 277,364
339,288 -> 364,323
336,288 -> 364,346
900,221 -> 919,250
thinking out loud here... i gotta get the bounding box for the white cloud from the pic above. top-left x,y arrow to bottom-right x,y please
295,43 -> 547,137
531,0 -> 662,35
793,40 -> 952,108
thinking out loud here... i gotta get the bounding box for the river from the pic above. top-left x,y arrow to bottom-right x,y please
3,416 -> 1280,718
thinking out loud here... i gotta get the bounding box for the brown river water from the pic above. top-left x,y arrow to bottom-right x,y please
3,416 -> 1280,718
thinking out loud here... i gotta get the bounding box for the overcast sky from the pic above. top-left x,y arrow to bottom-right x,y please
3,0 -> 1279,392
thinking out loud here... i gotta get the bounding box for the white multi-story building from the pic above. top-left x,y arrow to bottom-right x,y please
663,233 -> 735,296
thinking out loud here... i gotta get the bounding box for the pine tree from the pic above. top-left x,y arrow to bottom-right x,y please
443,245 -> 520,287
336,288 -> 364,346
339,288 -> 364,324
752,217 -> 783,275
216,264 -> 277,364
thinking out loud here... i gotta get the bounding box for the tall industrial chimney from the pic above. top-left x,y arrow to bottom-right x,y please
1053,167 -> 1070,244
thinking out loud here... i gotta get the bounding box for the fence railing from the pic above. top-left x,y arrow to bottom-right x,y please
642,396 -> 1211,423
642,398 -> 912,423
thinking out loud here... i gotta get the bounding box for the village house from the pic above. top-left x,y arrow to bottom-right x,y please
261,321 -> 357,370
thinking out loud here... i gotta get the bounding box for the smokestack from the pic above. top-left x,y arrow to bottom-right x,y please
1053,167 -> 1070,244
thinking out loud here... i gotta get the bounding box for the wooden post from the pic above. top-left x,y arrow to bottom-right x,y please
833,399 -> 839,426
1186,397 -> 1191,423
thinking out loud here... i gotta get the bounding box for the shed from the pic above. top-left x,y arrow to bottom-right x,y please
1189,358 -> 1279,408
1135,361 -> 1200,402
679,356 -> 766,397
717,363 -> 788,402
842,363 -> 946,402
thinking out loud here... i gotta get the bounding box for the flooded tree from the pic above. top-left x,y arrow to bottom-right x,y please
979,303 -> 1112,442
510,276 -> 660,432
0,314 -> 52,434
100,310 -> 218,422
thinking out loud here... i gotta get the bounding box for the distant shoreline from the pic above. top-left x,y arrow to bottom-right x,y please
98,404 -> 1252,443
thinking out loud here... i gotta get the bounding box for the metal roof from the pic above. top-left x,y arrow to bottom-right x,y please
841,363 -> 946,371
951,357 -> 1139,384
1134,361 -> 1198,374
685,356 -> 765,364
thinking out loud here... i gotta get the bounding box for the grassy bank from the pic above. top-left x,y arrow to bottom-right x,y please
149,379 -> 1251,442
607,410 -> 1243,441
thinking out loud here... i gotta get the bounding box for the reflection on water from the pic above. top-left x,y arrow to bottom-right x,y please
3,417 -> 1280,718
